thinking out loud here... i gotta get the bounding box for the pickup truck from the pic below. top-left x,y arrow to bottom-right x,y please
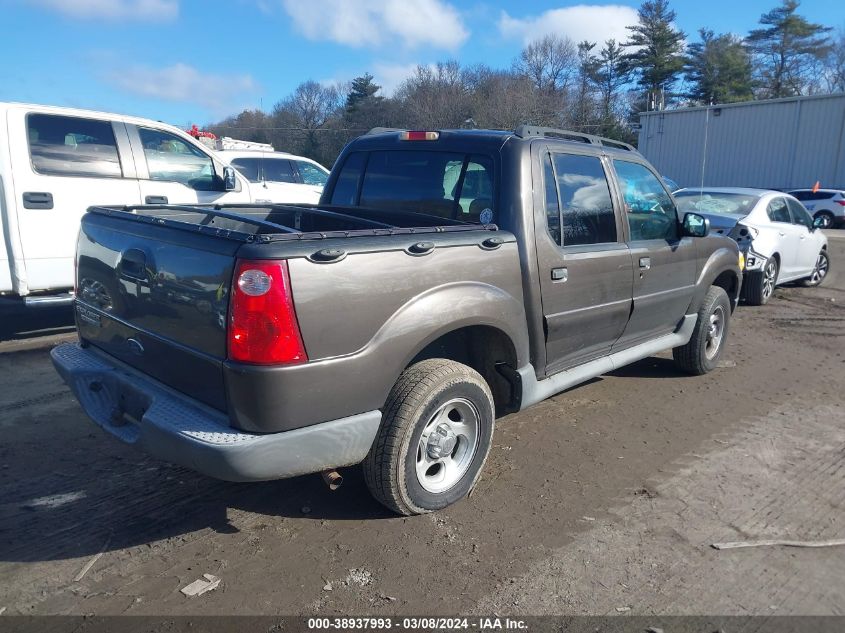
52,126 -> 743,515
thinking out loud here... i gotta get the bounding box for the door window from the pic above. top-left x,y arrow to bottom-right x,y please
296,161 -> 329,186
787,198 -> 813,230
613,160 -> 679,241
548,153 -> 616,246
767,198 -> 791,223
138,128 -> 217,191
27,113 -> 122,178
230,157 -> 297,183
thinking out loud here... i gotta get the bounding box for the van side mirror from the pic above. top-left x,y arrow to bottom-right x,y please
223,166 -> 237,191
683,212 -> 710,238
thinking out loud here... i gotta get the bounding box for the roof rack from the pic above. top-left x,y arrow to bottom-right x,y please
512,125 -> 635,151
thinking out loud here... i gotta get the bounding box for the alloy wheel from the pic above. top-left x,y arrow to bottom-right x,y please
415,398 -> 480,493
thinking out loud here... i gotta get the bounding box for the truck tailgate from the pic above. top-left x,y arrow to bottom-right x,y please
75,211 -> 240,411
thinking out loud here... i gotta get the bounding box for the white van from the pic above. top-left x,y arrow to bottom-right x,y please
214,139 -> 330,205
0,102 -> 253,306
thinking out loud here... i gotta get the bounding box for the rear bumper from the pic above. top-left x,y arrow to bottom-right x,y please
51,343 -> 382,482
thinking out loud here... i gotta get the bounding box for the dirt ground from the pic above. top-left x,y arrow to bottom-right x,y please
1,233 -> 843,617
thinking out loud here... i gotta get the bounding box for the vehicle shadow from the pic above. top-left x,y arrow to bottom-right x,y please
0,305 -> 75,341
608,355 -> 690,379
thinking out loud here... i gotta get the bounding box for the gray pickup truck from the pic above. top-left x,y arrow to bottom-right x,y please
52,126 -> 742,515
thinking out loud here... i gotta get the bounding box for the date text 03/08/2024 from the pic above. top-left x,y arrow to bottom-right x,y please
306,617 -> 528,630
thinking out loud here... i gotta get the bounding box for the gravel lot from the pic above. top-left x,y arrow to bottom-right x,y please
1,232 -> 843,616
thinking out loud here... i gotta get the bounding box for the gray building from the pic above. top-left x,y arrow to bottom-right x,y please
637,93 -> 845,191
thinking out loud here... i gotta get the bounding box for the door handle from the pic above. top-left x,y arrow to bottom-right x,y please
22,191 -> 53,209
145,195 -> 168,205
639,257 -> 651,270
551,267 -> 568,282
778,232 -> 786,237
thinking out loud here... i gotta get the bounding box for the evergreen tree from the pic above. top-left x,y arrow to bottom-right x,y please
345,73 -> 382,112
592,39 -> 629,128
572,41 -> 599,130
686,29 -> 754,104
623,0 -> 686,109
746,0 -> 832,98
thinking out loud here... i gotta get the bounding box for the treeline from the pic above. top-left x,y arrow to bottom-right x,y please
207,0 -> 844,167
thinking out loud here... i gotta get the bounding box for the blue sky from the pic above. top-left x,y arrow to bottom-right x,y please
0,0 -> 841,129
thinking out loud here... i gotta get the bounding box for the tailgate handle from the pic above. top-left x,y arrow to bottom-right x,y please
481,237 -> 504,250
145,195 -> 168,205
309,248 -> 347,263
407,241 -> 435,256
22,191 -> 53,209
120,249 -> 148,280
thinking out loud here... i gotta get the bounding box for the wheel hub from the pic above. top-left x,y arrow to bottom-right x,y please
426,423 -> 458,459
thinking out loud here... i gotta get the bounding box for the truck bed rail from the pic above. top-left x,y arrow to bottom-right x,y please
88,203 -> 499,244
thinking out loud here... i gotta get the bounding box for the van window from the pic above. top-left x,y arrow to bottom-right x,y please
296,161 -> 329,186
27,114 -> 122,178
138,128 -> 217,191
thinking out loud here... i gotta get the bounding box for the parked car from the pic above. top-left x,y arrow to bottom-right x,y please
215,146 -> 329,205
52,126 -> 742,515
788,188 -> 845,228
674,187 -> 829,305
0,102 -> 256,307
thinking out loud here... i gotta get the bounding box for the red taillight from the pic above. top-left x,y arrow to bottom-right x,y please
400,130 -> 439,141
228,259 -> 307,365
835,200 -> 845,206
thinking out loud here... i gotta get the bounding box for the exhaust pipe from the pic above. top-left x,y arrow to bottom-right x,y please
321,469 -> 343,491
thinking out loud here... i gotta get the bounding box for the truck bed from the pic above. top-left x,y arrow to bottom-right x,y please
74,203 -> 523,432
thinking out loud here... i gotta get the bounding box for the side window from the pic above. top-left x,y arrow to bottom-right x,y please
787,198 -> 813,230
790,191 -> 809,201
262,159 -> 297,183
138,128 -> 217,191
552,153 -> 616,246
27,113 -> 122,178
329,152 -> 366,205
296,161 -> 329,186
613,160 -> 679,241
767,198 -> 791,223
543,153 -> 561,245
230,158 -> 260,183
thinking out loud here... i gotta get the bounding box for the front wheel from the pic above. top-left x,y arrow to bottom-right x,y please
363,359 -> 495,516
801,250 -> 830,287
673,285 -> 731,375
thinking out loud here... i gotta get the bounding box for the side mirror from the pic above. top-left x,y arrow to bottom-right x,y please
683,212 -> 710,238
223,166 -> 237,191
812,216 -> 825,229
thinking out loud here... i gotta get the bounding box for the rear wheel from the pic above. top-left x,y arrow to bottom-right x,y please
801,250 -> 829,287
363,359 -> 494,516
673,286 -> 731,375
744,257 -> 778,306
814,211 -> 834,229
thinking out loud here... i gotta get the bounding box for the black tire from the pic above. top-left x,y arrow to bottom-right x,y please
673,286 -> 731,376
363,359 -> 495,516
814,211 -> 835,229
743,257 -> 778,306
801,249 -> 830,287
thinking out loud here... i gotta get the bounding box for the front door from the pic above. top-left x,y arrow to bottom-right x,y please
536,149 -> 633,375
611,159 -> 697,347
787,198 -> 822,275
8,109 -> 141,293
766,196 -> 801,278
128,125 -> 250,206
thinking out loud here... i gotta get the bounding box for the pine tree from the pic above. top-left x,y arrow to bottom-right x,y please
623,0 -> 686,109
592,39 -> 628,126
686,29 -> 754,104
345,73 -> 382,112
746,0 -> 832,98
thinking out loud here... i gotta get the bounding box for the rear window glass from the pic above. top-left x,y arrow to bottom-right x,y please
675,191 -> 760,215
230,157 -> 297,184
330,150 -> 495,223
27,113 -> 122,178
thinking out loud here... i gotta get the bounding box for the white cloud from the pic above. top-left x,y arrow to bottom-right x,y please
108,63 -> 258,115
498,4 -> 638,47
281,0 -> 469,50
27,0 -> 178,21
372,62 -> 423,95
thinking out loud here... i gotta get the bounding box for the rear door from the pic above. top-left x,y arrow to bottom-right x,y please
766,196 -> 800,278
7,108 -> 141,293
611,159 -> 697,347
128,124 -> 250,206
534,147 -> 633,374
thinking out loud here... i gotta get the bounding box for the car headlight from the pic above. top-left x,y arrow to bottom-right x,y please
738,252 -> 746,271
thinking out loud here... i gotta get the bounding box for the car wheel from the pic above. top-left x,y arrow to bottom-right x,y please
363,359 -> 495,516
744,257 -> 779,306
801,250 -> 830,287
673,286 -> 731,375
813,211 -> 834,229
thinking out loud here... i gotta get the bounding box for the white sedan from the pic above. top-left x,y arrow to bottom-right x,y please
674,187 -> 830,305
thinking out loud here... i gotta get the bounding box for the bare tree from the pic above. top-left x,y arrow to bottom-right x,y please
395,61 -> 471,129
823,27 -> 845,93
514,35 -> 577,94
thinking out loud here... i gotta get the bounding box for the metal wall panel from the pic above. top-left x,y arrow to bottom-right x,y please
638,94 -> 845,190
